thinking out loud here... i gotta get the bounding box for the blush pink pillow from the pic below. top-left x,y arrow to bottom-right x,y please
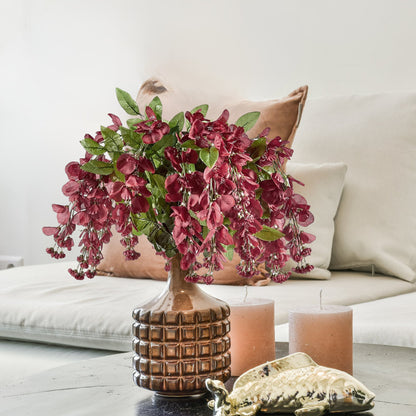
97,78 -> 308,285
98,232 -> 268,286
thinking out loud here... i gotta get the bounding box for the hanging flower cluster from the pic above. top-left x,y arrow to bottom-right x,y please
44,88 -> 315,283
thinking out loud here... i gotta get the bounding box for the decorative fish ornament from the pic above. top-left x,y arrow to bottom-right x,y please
206,352 -> 375,416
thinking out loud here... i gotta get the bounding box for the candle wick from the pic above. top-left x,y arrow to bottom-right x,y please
320,289 -> 323,310
243,285 -> 248,303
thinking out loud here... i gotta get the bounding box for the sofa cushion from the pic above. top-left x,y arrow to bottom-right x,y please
98,162 -> 347,281
350,292 -> 416,347
98,79 -> 309,285
0,263 -> 414,351
284,162 -> 347,279
292,91 -> 416,282
98,236 -> 268,286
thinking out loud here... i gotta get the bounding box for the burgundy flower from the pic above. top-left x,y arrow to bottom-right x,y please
42,226 -> 59,236
137,157 -> 155,173
134,107 -> 170,144
164,147 -> 182,171
131,195 -> 149,214
44,100 -> 315,283
165,173 -> 183,203
62,181 -> 80,196
217,195 -> 235,215
52,204 -> 70,224
142,120 -> 170,144
65,162 -> 81,180
182,148 -> 198,164
188,119 -> 211,148
72,211 -> 90,226
117,154 -> 137,175
108,113 -> 122,130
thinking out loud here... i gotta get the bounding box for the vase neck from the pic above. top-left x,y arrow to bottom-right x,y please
168,253 -> 196,291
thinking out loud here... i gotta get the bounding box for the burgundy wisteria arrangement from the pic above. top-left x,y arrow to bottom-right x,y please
43,88 -> 315,284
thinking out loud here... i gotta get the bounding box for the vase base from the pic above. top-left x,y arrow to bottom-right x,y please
154,391 -> 207,398
133,368 -> 231,396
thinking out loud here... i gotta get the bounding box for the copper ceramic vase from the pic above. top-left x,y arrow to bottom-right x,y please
132,254 -> 231,396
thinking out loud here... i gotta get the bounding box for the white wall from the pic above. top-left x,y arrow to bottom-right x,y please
1,0 -> 415,265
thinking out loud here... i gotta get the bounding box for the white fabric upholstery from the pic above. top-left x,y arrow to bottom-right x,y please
276,292 -> 416,348
285,162 -> 347,279
352,292 -> 416,347
292,91 -> 416,282
0,263 -> 414,351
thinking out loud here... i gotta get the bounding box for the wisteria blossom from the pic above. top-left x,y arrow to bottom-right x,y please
44,89 -> 314,283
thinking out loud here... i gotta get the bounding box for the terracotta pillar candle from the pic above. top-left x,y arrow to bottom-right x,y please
289,305 -> 353,374
227,298 -> 275,376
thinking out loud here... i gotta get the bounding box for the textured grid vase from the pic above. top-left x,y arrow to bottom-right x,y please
132,254 -> 231,396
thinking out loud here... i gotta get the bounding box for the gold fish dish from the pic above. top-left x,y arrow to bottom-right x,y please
206,352 -> 375,416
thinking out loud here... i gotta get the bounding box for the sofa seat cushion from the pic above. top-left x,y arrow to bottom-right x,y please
351,292 -> 416,348
0,263 -> 414,351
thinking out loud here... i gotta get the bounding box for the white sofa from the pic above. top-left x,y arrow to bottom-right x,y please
1,89 -> 415,387
0,261 -> 415,387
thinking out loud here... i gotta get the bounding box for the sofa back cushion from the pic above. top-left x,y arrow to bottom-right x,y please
292,91 -> 416,282
284,162 -> 347,279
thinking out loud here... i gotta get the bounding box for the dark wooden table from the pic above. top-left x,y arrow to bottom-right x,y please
1,343 -> 415,415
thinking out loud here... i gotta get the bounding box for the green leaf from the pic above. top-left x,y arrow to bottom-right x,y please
153,228 -> 173,248
150,133 -> 176,154
191,104 -> 209,117
101,126 -> 123,153
255,187 -> 263,200
80,160 -> 114,175
80,137 -> 106,155
149,173 -> 167,197
248,136 -> 266,161
183,163 -> 196,172
259,198 -> 271,219
165,249 -> 177,258
145,225 -> 177,255
246,161 -> 260,175
149,96 -> 162,120
126,118 -> 142,129
131,214 -> 155,236
181,139 -> 200,150
151,173 -> 166,189
200,146 -> 219,168
169,112 -> 185,131
259,164 -> 274,175
119,126 -> 142,148
116,88 -> 140,115
185,119 -> 191,131
235,111 -> 260,132
189,210 -> 206,228
113,165 -> 125,182
255,225 -> 284,241
146,204 -> 157,223
224,245 -> 235,261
